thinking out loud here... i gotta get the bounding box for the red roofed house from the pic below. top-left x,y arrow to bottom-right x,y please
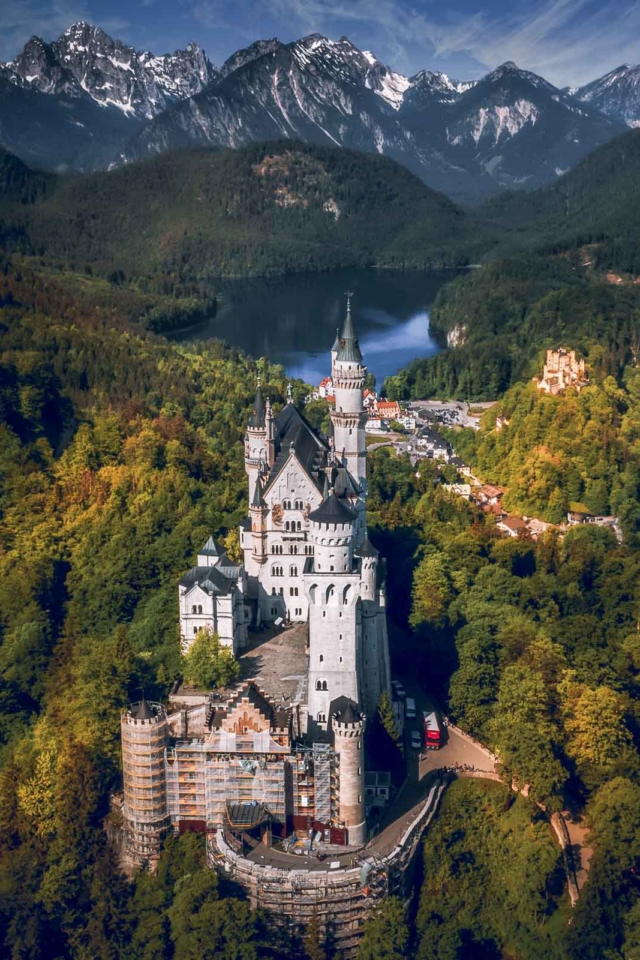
376,400 -> 402,421
318,376 -> 333,398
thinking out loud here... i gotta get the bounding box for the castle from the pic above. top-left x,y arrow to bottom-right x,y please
121,302 -> 392,867
534,348 -> 588,395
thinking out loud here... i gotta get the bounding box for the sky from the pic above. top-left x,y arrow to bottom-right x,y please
2,0 -> 640,87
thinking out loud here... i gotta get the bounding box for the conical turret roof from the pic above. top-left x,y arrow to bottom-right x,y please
135,699 -> 154,720
336,298 -> 363,364
308,491 -> 356,525
248,382 -> 265,428
331,327 -> 341,352
251,477 -> 265,508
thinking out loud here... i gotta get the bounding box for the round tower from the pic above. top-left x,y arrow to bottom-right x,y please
245,379 -> 267,505
333,701 -> 366,847
121,700 -> 169,864
249,471 -> 269,566
308,490 -> 356,573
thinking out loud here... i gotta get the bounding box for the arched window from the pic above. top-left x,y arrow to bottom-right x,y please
272,587 -> 276,595
322,681 -> 328,691
309,584 -> 318,603
326,584 -> 335,604
285,521 -> 290,531
319,654 -> 324,662
290,544 -> 297,554
343,585 -> 352,604
193,627 -> 198,635
318,713 -> 326,722
197,605 -> 203,614
191,605 -> 196,614
297,521 -> 302,531
290,566 -> 298,577
316,680 -> 322,691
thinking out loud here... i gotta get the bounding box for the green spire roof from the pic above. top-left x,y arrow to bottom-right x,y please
336,297 -> 363,364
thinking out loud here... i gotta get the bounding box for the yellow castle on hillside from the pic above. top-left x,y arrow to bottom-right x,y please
534,349 -> 588,395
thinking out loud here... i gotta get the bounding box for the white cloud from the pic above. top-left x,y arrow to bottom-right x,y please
236,0 -> 640,86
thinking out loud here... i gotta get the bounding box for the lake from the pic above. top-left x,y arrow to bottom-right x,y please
176,269 -> 453,386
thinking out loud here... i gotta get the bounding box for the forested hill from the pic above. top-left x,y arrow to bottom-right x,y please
481,127 -> 640,273
0,141 -> 486,280
384,129 -> 640,402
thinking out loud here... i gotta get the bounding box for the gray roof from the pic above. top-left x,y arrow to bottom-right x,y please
308,492 -> 357,525
134,699 -> 154,720
180,565 -> 236,596
331,327 -> 341,352
332,696 -> 362,724
248,384 -> 265,428
251,478 -> 265,508
357,536 -> 378,558
336,302 -> 363,364
200,535 -> 224,557
265,403 -> 328,493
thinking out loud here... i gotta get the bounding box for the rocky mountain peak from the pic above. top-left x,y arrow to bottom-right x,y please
0,22 -> 217,119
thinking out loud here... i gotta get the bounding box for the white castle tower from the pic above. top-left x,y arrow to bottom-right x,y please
331,298 -> 367,546
304,491 -> 362,731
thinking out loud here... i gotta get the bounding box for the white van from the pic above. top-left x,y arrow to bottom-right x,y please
405,697 -> 416,720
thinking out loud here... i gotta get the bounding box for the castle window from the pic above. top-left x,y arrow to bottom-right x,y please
319,655 -> 324,662
272,587 -> 276,595
285,521 -> 290,531
322,681 -> 328,691
290,544 -> 297,554
279,587 -> 283,596
322,611 -> 326,618
290,566 -> 297,577
318,713 -> 326,722
197,605 -> 203,614
339,657 -> 343,663
271,607 -> 277,615
315,680 -> 323,691
193,627 -> 198,635
339,634 -> 342,640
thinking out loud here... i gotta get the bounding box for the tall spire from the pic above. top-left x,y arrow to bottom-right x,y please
248,374 -> 265,428
336,293 -> 363,363
287,382 -> 293,404
331,326 -> 341,353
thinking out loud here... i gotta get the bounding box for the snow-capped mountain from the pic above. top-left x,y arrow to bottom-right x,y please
0,23 -> 628,197
1,22 -> 216,120
572,64 -> 640,128
125,41 -> 622,199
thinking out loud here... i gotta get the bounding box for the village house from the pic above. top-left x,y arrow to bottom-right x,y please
473,484 -> 505,505
497,516 -> 528,538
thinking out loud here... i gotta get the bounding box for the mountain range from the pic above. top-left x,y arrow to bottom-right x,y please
2,22 -> 640,200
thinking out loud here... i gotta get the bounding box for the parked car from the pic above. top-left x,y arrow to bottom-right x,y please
405,697 -> 416,720
410,730 -> 422,751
